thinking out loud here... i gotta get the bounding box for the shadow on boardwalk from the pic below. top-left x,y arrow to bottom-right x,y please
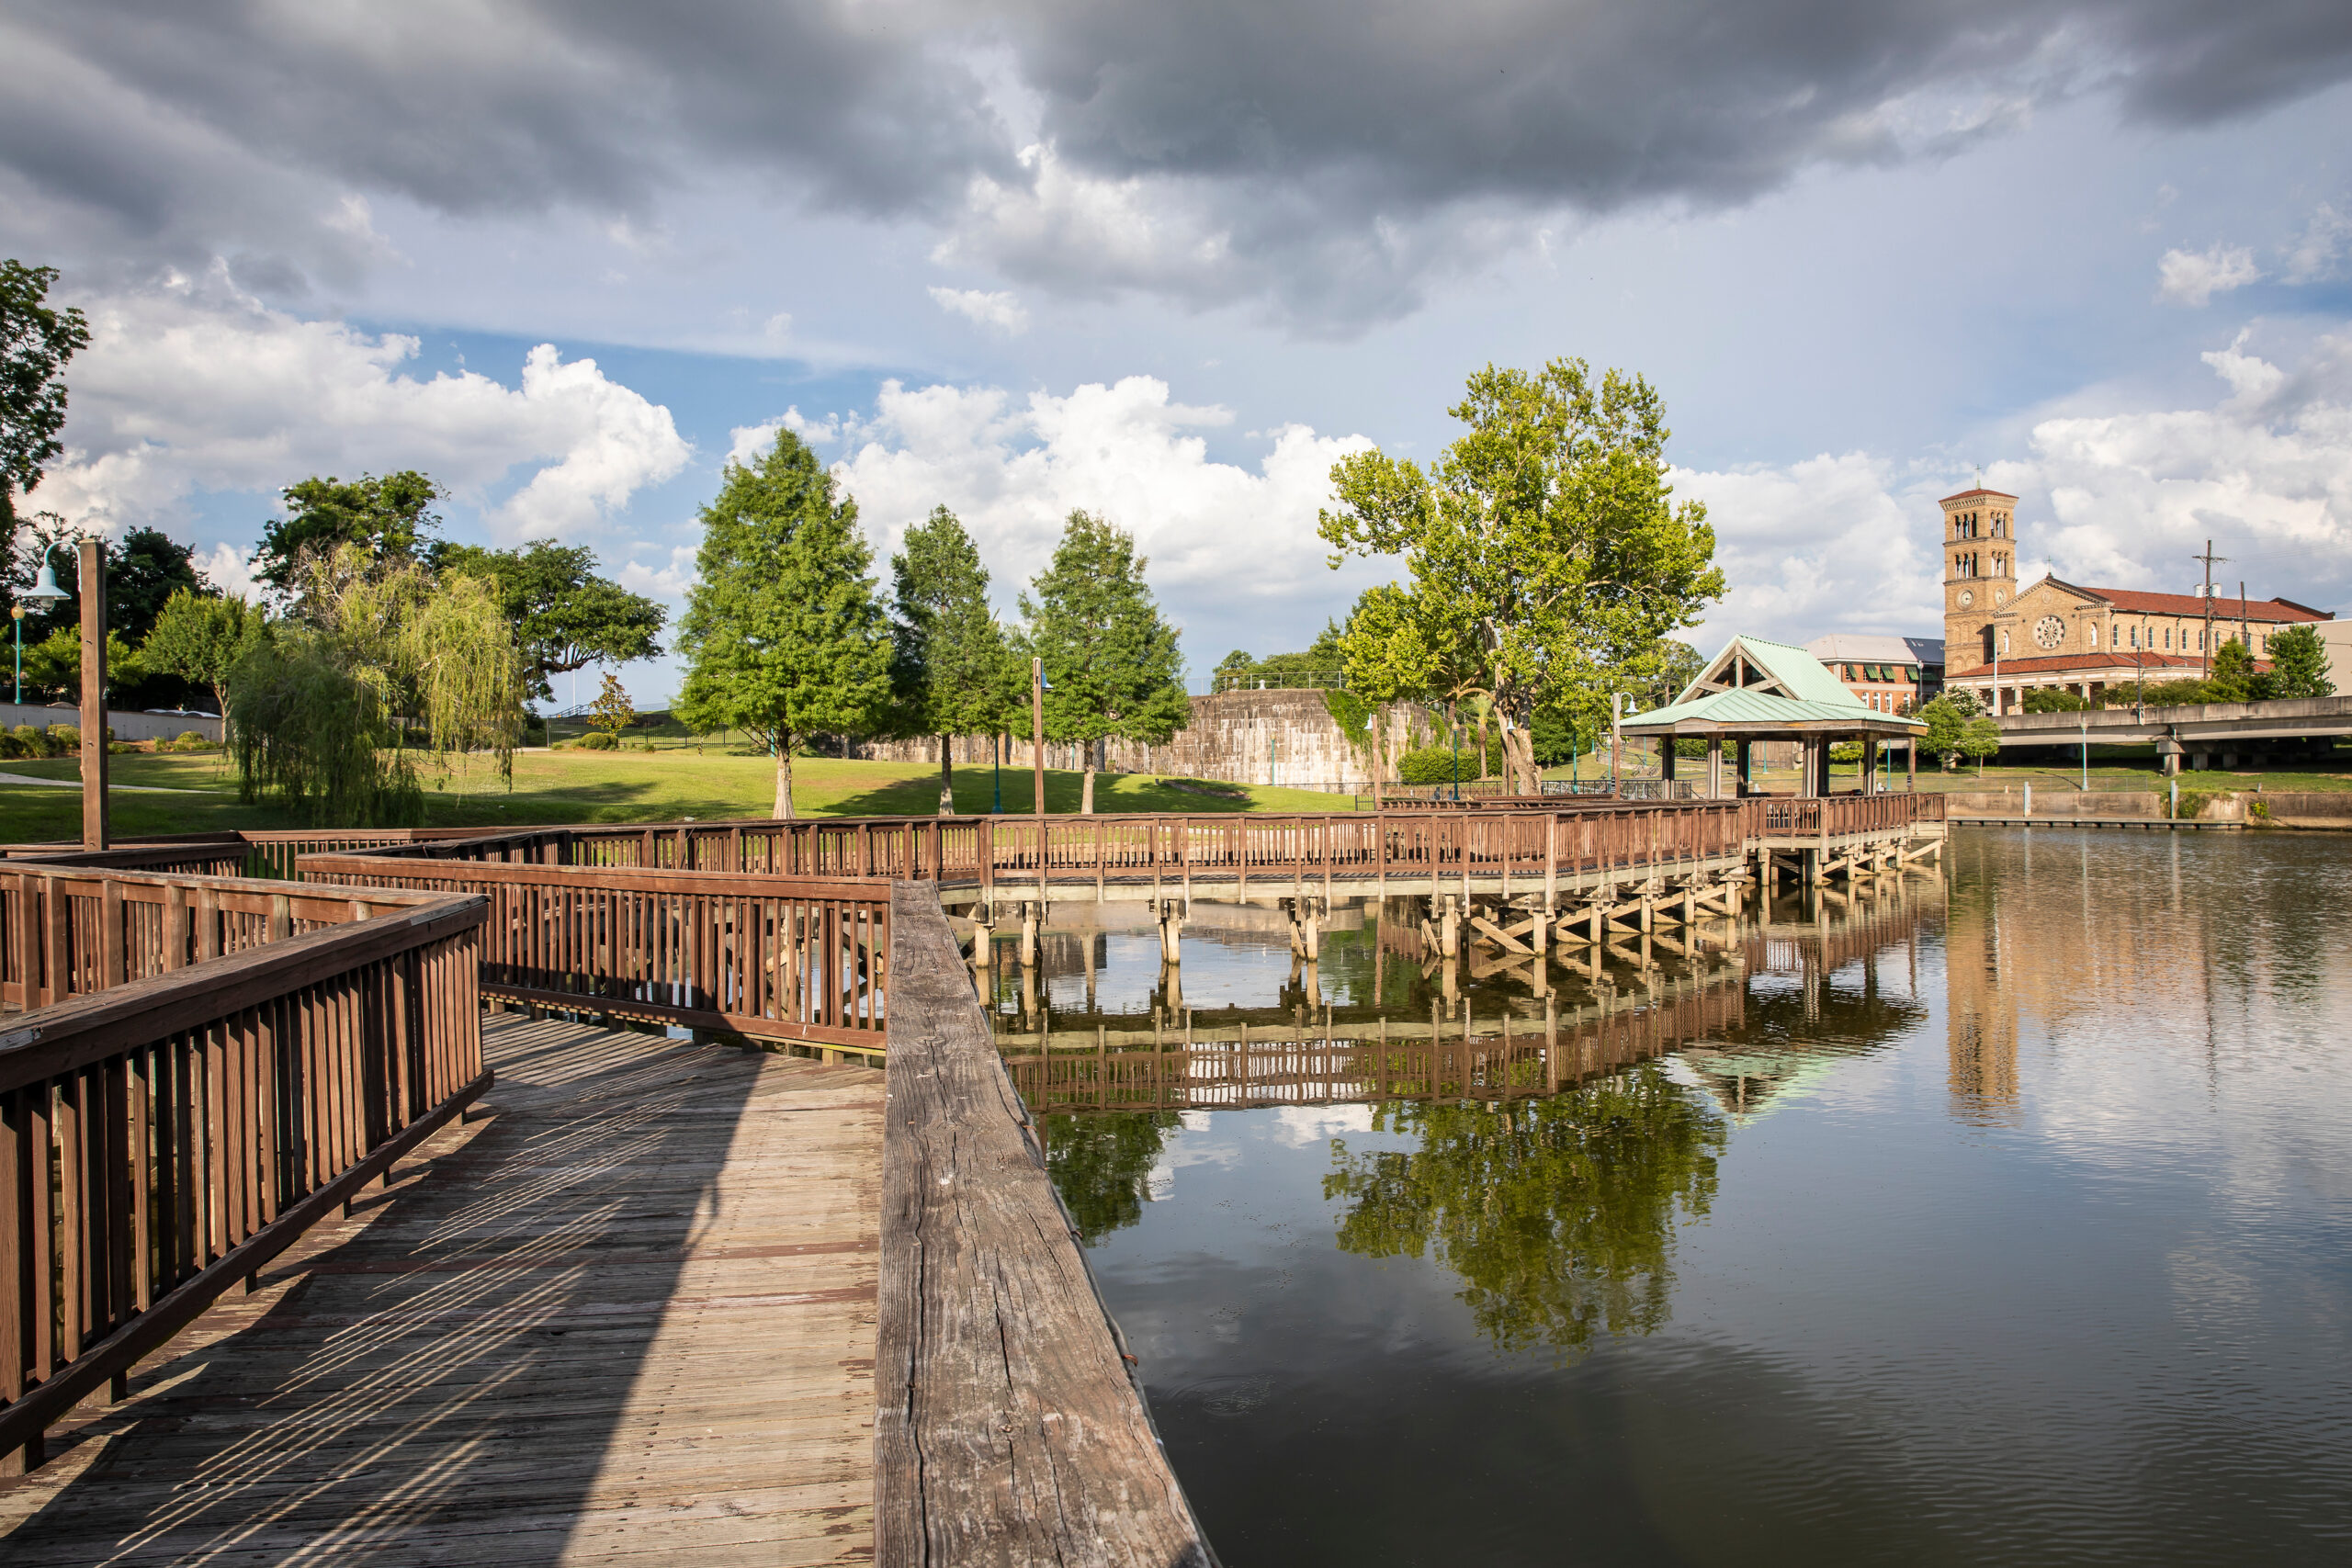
0,1015 -> 883,1565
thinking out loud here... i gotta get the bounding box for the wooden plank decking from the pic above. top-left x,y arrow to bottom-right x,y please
0,1012 -> 883,1565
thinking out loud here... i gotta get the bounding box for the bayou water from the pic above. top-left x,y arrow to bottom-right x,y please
986,828 -> 2352,1567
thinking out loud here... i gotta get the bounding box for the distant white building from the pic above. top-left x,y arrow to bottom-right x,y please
1803,634 -> 1945,716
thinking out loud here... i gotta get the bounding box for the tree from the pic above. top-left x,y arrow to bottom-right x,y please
230,547 -> 526,826
1213,648 -> 1256,690
19,625 -> 141,704
673,430 -> 890,819
2209,637 -> 2257,702
1530,704 -> 1594,767
141,589 -> 266,730
2021,686 -> 2090,713
254,470 -> 442,598
1634,638 -> 1705,711
1917,694 -> 1970,769
1319,359 -> 1723,794
1,260 -> 90,531
588,671 -> 635,740
2267,624 -> 2335,699
1020,511 -> 1191,814
888,506 -> 1016,816
427,539 -> 666,701
1961,715 -> 2002,775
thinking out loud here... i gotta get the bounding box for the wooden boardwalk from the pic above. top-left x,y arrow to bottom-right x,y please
0,1013 -> 883,1565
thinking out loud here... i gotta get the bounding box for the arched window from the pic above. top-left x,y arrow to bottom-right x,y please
2089,625 -> 2098,649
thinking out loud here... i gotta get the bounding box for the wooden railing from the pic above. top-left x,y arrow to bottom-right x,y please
298,852 -> 891,1055
1747,793 -> 1945,840
0,879 -> 488,1472
338,803 -> 1759,898
1,866 -> 451,1011
878,883 -> 1214,1565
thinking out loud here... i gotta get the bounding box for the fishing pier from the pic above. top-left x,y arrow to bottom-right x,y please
0,793 -> 1939,1562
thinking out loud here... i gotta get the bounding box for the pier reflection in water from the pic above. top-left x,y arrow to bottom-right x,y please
988,831 -> 2352,1567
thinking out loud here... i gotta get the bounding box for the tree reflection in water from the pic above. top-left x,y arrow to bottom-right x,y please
1043,1111 -> 1179,1243
1322,1064 -> 1724,1354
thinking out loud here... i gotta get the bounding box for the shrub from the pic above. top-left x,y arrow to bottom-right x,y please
48,724 -> 79,750
2138,679 -> 2217,706
175,730 -> 212,749
0,731 -> 21,760
1830,741 -> 1863,764
2022,687 -> 2090,713
576,730 -> 617,750
10,724 -> 51,758
1396,741 -> 1498,785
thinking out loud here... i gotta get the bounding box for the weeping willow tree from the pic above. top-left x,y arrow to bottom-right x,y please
231,546 -> 527,826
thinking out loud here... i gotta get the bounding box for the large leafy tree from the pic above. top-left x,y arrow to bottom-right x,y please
1318,359 -> 1723,793
230,546 -> 526,826
2266,624 -> 2335,699
674,430 -> 890,819
254,470 -> 442,598
427,539 -> 666,701
1020,510 -> 1190,815
142,588 -> 267,729
888,505 -> 1017,816
0,259 -> 89,531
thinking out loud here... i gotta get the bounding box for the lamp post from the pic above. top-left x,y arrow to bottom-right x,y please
1031,657 -> 1046,818
74,536 -> 109,850
17,547 -> 70,704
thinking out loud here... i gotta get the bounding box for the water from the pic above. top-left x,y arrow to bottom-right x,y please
986,829 -> 2352,1566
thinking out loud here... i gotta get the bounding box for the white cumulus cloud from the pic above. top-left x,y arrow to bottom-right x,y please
36,269 -> 691,548
2156,243 -> 2263,307
1677,331 -> 2352,649
2282,203 -> 2352,286
766,374 -> 1378,660
927,286 -> 1030,334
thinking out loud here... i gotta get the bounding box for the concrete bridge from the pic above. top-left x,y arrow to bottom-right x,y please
1993,694 -> 2352,769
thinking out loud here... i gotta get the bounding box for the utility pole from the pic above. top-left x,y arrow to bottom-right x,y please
2192,539 -> 2227,675
1030,656 -> 1046,818
2239,581 -> 2250,659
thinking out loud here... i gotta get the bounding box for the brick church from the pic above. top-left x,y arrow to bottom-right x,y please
1938,488 -> 2333,713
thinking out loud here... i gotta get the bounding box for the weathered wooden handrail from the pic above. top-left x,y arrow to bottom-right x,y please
2,865 -> 465,1011
298,852 -> 892,1054
1,882 -> 489,1472
878,882 -> 1216,1566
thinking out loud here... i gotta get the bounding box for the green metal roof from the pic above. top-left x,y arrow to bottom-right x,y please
1625,633 -> 1925,733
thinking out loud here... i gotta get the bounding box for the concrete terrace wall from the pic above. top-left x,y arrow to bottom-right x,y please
856,690 -> 1440,785
0,703 -> 221,744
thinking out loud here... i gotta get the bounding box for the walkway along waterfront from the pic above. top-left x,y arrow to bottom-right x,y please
0,795 -> 1939,1560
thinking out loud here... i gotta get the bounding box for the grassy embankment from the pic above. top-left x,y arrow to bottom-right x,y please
6,740 -> 2344,845
0,750 -> 1370,844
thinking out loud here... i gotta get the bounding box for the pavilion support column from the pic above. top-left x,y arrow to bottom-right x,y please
1907,737 -> 1917,792
1862,736 -> 1879,795
1736,739 -> 1751,796
1707,736 -> 1724,800
1661,738 -> 1677,792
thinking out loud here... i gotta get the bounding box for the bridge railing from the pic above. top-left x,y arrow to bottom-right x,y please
1,876 -> 488,1472
297,852 -> 891,1055
0,866 -> 479,1011
1747,793 -> 1945,840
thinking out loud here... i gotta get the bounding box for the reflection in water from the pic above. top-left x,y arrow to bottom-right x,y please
1000,832 -> 2352,1566
1322,1066 -> 1723,1355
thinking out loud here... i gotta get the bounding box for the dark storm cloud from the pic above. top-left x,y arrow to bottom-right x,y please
2,0 -> 2346,321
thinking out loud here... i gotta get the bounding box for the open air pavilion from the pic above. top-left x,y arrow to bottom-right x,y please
1621,634 -> 1928,796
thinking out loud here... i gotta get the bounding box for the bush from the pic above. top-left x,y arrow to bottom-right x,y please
0,731 -> 21,760
576,730 -> 617,750
2137,679 -> 2218,706
48,724 -> 78,750
2023,687 -> 2090,713
1396,741 -> 1499,785
10,724 -> 52,758
175,729 -> 213,750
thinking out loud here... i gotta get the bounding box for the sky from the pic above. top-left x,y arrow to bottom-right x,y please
5,0 -> 2350,706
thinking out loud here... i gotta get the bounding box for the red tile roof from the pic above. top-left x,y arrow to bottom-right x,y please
1939,488 -> 2018,503
2052,580 -> 2333,623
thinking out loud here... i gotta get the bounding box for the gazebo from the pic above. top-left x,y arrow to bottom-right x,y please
1619,634 -> 1928,797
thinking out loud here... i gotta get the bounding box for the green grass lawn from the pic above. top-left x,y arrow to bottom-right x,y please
0,750 -> 1374,845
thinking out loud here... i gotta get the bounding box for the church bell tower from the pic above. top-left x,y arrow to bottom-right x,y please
1940,488 -> 2018,680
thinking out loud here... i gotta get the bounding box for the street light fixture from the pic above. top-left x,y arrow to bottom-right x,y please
17,549 -> 69,705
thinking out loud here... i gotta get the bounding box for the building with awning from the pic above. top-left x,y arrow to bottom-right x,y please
1620,634 -> 1928,797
